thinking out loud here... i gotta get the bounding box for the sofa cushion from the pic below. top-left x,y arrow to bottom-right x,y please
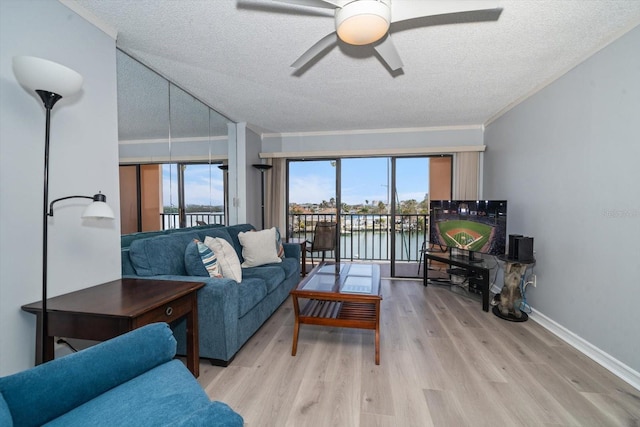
238,228 -> 282,268
275,227 -> 285,258
167,401 -> 243,427
184,240 -> 209,277
204,237 -> 242,283
272,257 -> 299,279
223,224 -> 256,261
121,229 -> 167,249
121,248 -> 136,276
129,232 -> 199,276
242,266 -> 286,294
237,278 -> 267,317
196,240 -> 222,278
44,361 -> 216,427
186,229 -> 233,277
198,227 -> 234,246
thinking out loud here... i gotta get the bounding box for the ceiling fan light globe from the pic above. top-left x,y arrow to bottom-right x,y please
335,1 -> 390,46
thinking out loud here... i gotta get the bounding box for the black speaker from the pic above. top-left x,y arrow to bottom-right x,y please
508,234 -> 523,259
516,236 -> 534,262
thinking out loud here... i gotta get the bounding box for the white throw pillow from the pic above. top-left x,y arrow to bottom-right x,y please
238,227 -> 283,268
204,236 -> 242,283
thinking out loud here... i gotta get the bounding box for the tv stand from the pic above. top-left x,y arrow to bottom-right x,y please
423,250 -> 490,312
450,250 -> 483,264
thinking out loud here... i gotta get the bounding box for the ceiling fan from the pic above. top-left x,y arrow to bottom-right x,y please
273,0 -> 502,72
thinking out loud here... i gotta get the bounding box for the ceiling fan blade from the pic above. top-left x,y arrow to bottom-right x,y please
291,32 -> 339,69
373,34 -> 404,71
391,0 -> 500,23
272,0 -> 342,9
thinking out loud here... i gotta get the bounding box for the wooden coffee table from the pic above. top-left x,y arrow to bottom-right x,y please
290,262 -> 382,364
22,278 -> 204,377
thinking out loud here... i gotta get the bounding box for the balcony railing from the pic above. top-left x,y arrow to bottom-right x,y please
159,212 -> 428,263
160,212 -> 225,230
289,213 -> 428,262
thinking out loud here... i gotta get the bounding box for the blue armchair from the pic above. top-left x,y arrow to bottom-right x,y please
0,323 -> 243,426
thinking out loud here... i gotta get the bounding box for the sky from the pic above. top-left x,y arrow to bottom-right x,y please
289,157 -> 430,205
163,164 -> 224,207
162,157 -> 431,207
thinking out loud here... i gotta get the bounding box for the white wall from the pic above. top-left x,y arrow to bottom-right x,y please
227,122 -> 261,227
484,25 -> 640,374
0,0 -> 120,375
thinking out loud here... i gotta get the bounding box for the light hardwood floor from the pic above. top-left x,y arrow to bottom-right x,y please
194,278 -> 640,426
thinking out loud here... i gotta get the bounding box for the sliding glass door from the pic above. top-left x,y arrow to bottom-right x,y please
340,158 -> 390,263
287,159 -> 339,269
390,157 -> 430,278
286,155 -> 451,278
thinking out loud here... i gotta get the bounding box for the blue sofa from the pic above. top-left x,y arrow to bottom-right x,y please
0,323 -> 243,427
121,223 -> 301,365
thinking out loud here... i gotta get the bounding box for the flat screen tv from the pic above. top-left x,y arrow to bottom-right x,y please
429,200 -> 507,260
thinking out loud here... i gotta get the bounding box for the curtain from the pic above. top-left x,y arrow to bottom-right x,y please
265,158 -> 286,234
453,151 -> 479,200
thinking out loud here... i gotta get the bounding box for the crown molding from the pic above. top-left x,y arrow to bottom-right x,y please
262,124 -> 484,139
119,155 -> 227,165
118,135 -> 228,145
260,145 -> 485,159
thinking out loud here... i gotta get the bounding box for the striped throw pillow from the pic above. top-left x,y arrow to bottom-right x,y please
196,240 -> 222,278
275,227 -> 285,259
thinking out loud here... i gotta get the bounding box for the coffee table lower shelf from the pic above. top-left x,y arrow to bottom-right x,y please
291,298 -> 381,364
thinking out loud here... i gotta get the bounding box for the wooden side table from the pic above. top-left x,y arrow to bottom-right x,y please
22,278 -> 204,377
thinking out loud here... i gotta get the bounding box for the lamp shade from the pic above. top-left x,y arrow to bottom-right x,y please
13,56 -> 83,97
252,164 -> 273,171
81,193 -> 115,219
336,1 -> 390,46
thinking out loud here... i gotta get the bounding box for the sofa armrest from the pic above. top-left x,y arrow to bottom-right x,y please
283,242 -> 301,262
0,323 -> 176,427
148,275 -> 241,361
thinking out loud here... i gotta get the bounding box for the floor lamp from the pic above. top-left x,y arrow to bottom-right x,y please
218,164 -> 229,225
13,56 -> 115,364
252,164 -> 272,229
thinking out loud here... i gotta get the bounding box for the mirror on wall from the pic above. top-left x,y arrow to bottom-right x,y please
169,83 -> 210,161
116,49 -> 235,232
117,50 -> 170,162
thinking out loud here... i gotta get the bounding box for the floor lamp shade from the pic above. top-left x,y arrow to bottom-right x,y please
82,194 -> 116,219
13,56 -> 83,97
252,164 -> 272,230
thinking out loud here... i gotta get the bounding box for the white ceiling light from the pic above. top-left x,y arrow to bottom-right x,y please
335,1 -> 391,45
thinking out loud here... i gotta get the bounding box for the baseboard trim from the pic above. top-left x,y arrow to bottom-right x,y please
530,308 -> 640,391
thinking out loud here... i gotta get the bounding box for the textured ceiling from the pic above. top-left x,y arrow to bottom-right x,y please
69,0 -> 640,135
